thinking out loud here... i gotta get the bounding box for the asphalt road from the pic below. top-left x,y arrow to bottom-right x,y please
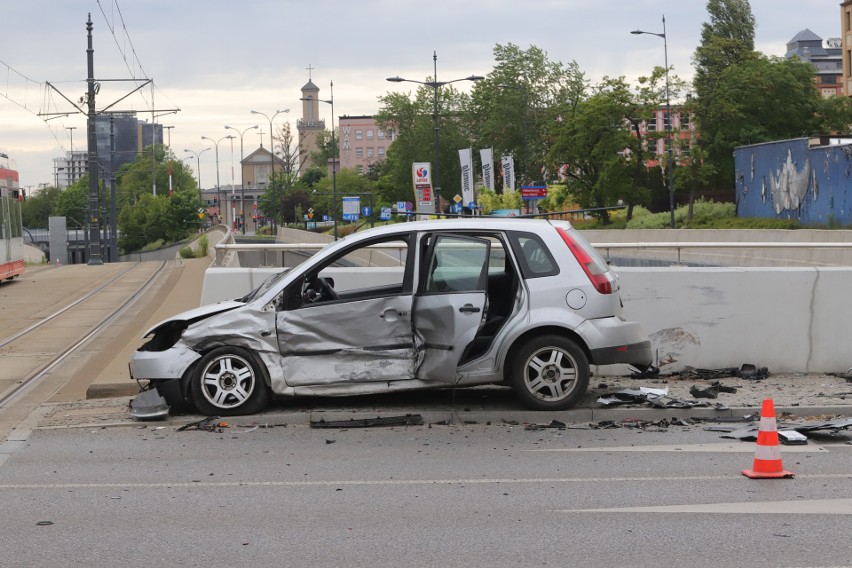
0,422 -> 849,568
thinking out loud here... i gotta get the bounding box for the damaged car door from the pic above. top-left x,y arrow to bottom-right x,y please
274,235 -> 418,387
413,233 -> 490,381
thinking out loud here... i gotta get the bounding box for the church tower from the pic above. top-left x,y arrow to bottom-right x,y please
297,67 -> 324,173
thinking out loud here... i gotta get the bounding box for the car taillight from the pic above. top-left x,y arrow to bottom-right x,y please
556,227 -> 613,295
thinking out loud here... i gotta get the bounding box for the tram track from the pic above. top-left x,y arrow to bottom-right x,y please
0,261 -> 167,412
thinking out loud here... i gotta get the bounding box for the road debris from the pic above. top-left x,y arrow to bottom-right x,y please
678,364 -> 769,381
310,414 -> 424,429
176,416 -> 229,432
128,388 -> 169,421
524,420 -> 567,431
597,386 -> 727,409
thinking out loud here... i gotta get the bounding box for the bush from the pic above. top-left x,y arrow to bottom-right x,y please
178,246 -> 195,259
198,235 -> 209,257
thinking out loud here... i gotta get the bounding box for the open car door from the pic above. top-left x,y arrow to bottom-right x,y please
413,233 -> 490,382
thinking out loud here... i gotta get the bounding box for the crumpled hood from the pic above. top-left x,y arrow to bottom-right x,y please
142,300 -> 244,337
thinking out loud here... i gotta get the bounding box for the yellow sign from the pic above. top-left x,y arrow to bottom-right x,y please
453,194 -> 462,203
197,212 -> 205,219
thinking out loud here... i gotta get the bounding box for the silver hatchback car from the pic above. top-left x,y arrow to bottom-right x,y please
130,219 -> 652,416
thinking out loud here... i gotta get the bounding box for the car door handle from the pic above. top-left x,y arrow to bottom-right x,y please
459,304 -> 481,314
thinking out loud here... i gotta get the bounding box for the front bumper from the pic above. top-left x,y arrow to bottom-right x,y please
576,317 -> 653,367
128,344 -> 202,382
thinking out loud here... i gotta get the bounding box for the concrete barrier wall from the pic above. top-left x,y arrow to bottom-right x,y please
200,266 -> 852,375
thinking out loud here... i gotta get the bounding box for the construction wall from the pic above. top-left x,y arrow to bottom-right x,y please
735,137 -> 852,225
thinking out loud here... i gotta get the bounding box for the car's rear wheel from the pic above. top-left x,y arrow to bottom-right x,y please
510,335 -> 589,410
190,346 -> 270,416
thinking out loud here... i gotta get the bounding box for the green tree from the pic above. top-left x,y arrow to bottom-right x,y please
376,80 -> 475,210
469,44 -> 585,185
311,168 -> 377,222
21,185 -> 61,228
548,77 -> 638,224
260,122 -> 302,227
54,177 -> 92,227
692,0 -> 757,189
114,147 -> 203,251
701,55 -> 822,181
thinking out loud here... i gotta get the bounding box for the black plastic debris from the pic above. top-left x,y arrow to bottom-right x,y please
524,420 -> 567,431
128,388 -> 169,421
597,387 -> 716,409
680,364 -> 768,381
310,414 -> 424,429
176,416 -> 227,432
790,418 -> 852,433
629,364 -> 660,379
689,381 -> 737,400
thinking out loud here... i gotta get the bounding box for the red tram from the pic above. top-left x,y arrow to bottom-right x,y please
1,162 -> 26,281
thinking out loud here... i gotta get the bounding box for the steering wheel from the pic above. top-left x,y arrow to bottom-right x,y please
315,276 -> 338,301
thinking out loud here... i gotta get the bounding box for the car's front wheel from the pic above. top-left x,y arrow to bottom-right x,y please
510,335 -> 589,410
190,346 -> 271,416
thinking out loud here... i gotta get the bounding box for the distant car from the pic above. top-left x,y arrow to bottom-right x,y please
129,219 -> 652,416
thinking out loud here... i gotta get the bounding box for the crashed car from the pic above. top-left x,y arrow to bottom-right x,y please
129,219 -> 652,416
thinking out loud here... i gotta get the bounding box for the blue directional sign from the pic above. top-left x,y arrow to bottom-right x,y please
468,201 -> 477,210
362,206 -> 372,217
450,204 -> 462,213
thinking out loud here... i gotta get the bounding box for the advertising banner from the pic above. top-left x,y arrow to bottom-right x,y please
501,154 -> 515,193
411,162 -> 435,214
459,148 -> 475,205
480,148 -> 494,192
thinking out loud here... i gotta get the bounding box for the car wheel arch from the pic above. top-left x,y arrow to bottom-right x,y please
504,325 -> 591,375
187,345 -> 274,415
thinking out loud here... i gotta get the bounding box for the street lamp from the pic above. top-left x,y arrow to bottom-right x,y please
225,124 -> 259,234
632,15 -> 675,229
387,52 -> 483,214
300,81 -> 338,240
250,109 -> 290,233
201,134 -> 235,226
183,147 -> 210,190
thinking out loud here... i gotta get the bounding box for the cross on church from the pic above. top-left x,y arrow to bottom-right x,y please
306,64 -> 315,81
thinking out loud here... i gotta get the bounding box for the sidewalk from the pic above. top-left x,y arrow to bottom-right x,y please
37,371 -> 852,431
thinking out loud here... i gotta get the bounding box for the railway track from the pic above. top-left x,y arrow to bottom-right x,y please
0,262 -> 167,412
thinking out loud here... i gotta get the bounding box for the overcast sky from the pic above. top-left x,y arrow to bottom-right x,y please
0,0 -> 840,188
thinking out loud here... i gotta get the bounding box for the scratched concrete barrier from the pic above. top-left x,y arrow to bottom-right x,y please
200,266 -> 852,375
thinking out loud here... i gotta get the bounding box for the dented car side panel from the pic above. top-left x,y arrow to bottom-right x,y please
275,295 -> 420,386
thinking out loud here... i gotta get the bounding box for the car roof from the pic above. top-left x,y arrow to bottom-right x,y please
343,218 -> 571,241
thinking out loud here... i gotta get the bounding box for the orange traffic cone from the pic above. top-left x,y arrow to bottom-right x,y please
742,398 -> 794,479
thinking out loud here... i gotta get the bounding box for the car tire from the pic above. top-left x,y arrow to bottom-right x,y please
190,346 -> 271,416
510,335 -> 590,411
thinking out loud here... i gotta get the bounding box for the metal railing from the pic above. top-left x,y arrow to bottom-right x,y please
214,240 -> 852,268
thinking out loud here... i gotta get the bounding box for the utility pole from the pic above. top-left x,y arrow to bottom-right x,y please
85,13 -> 103,265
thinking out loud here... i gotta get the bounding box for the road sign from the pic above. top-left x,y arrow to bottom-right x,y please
379,207 -> 392,221
453,194 -> 462,203
362,206 -> 372,217
450,204 -> 462,213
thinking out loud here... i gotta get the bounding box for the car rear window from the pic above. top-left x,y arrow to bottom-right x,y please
509,232 -> 559,278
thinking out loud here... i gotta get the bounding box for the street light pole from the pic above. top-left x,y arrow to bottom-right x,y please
387,52 -> 483,215
183,147 -> 210,190
225,124 -> 259,234
201,134 -> 234,225
250,109 -> 290,233
301,81 -> 338,240
632,15 -> 675,229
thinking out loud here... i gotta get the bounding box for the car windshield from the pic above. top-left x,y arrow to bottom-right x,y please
239,268 -> 291,302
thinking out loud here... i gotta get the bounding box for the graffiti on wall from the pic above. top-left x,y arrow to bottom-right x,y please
767,149 -> 811,214
736,138 -> 851,225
